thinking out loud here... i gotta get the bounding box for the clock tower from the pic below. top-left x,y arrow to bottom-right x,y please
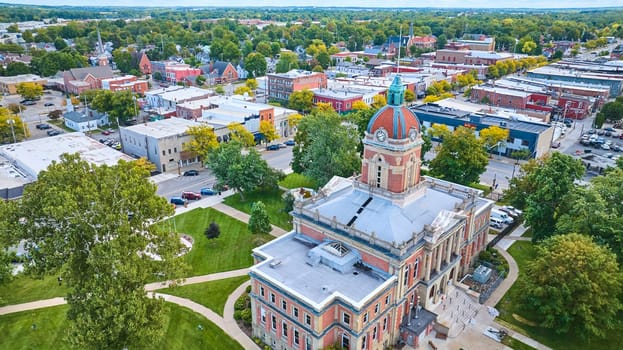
361,75 -> 423,193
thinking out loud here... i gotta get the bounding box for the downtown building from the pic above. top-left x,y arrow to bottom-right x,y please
249,76 -> 493,350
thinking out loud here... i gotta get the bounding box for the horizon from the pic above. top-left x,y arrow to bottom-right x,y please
6,0 -> 623,9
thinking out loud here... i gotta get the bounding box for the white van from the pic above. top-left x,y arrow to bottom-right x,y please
491,209 -> 513,224
490,217 -> 504,228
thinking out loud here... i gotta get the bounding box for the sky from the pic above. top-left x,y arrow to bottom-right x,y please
7,0 -> 623,9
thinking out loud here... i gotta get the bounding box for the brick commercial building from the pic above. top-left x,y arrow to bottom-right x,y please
151,61 -> 202,84
62,66 -> 114,95
101,75 -> 149,95
0,74 -> 46,95
267,70 -> 327,101
250,76 -> 493,350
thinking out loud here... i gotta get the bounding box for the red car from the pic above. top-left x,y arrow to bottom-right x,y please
181,191 -> 202,200
102,130 -> 111,135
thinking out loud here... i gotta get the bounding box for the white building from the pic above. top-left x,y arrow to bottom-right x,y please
120,118 -> 204,173
64,110 -> 109,132
145,86 -> 213,111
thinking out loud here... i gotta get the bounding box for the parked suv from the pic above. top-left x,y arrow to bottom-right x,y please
36,123 -> 51,130
181,191 -> 202,200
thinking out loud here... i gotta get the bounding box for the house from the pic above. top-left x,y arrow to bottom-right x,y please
64,110 -> 109,132
200,61 -> 239,84
250,76 -> 494,350
267,70 -> 327,101
62,66 -> 114,95
137,52 -> 152,75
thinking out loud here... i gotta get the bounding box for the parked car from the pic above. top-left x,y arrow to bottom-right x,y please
47,129 -> 61,136
597,129 -> 606,135
181,191 -> 202,200
499,207 -> 519,218
605,131 -> 613,137
284,139 -> 296,146
503,206 -> 523,216
44,102 -> 54,107
200,187 -> 217,196
604,152 -> 614,158
587,129 -> 596,134
489,220 -> 503,229
170,197 -> 187,206
601,143 -> 611,150
604,127 -> 616,132
21,100 -> 36,106
183,170 -> 199,176
266,144 -> 280,151
102,130 -> 111,135
36,123 -> 51,130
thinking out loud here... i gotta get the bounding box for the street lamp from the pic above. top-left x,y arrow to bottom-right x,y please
7,119 -> 17,144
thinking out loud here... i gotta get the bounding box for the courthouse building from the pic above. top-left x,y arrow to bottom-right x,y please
249,76 -> 493,349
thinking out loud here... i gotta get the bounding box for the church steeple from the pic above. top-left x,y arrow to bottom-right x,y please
361,75 -> 423,193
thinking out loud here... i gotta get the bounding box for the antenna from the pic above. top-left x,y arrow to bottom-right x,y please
397,25 -> 402,74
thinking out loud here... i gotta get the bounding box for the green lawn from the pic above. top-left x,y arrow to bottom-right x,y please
162,207 -> 273,276
0,275 -> 68,306
0,303 -> 243,350
223,188 -> 293,231
161,276 -> 249,316
501,335 -> 536,350
521,228 -> 532,238
278,173 -> 317,189
497,241 -> 623,350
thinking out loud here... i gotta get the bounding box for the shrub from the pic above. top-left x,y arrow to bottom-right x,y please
204,221 -> 220,239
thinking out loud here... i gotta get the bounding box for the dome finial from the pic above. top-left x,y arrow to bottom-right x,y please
387,75 -> 404,106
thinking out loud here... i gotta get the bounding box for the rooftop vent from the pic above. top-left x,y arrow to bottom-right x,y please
269,259 -> 282,268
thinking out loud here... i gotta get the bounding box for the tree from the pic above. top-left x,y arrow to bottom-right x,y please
16,82 -> 43,101
600,101 -> 623,122
195,75 -> 206,86
5,62 -> 30,76
206,142 -> 279,200
316,51 -> 331,69
204,222 -> 221,240
248,201 -> 272,235
521,153 -> 584,242
16,154 -> 185,349
404,89 -> 415,103
479,125 -> 510,151
275,52 -> 299,73
519,233 -> 623,339
287,113 -> 303,132
89,90 -> 137,125
227,122 -> 256,147
244,52 -> 267,78
429,126 -> 489,186
184,125 -> 218,160
0,107 -> 29,143
556,168 -> 623,261
351,100 -> 370,111
293,109 -> 361,186
112,48 -> 135,74
255,41 -> 272,57
54,37 -> 68,51
371,94 -> 387,109
153,71 -> 163,81
30,50 -> 87,77
259,120 -> 278,144
245,78 -> 258,91
288,90 -> 313,113
234,86 -> 253,96
522,40 -> 537,55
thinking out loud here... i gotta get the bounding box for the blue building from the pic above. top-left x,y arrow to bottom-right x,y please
411,104 -> 554,159
527,66 -> 622,98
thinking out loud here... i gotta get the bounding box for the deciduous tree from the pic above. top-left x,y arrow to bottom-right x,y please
479,125 -> 510,151
429,126 -> 489,185
248,201 -> 272,235
206,142 -> 279,200
227,122 -> 255,147
0,107 -> 29,143
259,120 -> 278,144
288,89 -> 313,113
519,233 -> 623,339
16,154 -> 185,350
275,52 -> 299,73
184,124 -> 218,159
16,82 -> 43,101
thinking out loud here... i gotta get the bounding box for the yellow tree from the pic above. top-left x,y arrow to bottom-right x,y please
428,123 -> 451,139
371,94 -> 387,109
0,107 -> 29,143
245,78 -> 258,91
352,100 -> 370,111
259,121 -> 278,144
184,125 -> 218,159
16,82 -> 43,101
234,86 -> 253,96
287,113 -> 303,132
479,125 -> 510,150
227,122 -> 255,147
314,102 -> 335,113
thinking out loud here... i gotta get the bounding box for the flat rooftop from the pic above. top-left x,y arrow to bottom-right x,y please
270,70 -> 325,79
158,87 -> 212,102
472,85 -> 532,98
0,133 -> 133,179
252,232 -> 394,310
312,88 -> 362,99
0,74 -> 45,83
123,118 -> 201,138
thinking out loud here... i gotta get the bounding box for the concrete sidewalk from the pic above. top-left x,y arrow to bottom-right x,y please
0,297 -> 66,316
144,268 -> 250,292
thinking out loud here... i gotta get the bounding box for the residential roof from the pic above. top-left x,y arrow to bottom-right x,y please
63,110 -> 106,123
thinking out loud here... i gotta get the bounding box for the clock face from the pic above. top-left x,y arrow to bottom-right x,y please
375,129 -> 386,142
409,130 -> 418,141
